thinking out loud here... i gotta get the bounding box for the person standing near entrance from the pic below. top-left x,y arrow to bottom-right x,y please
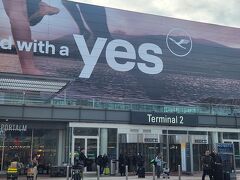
211,149 -> 223,180
73,147 -> 87,180
136,152 -> 145,177
74,147 -> 87,167
96,155 -> 104,175
155,154 -> 162,179
78,148 -> 87,167
201,150 -> 213,180
118,154 -> 126,176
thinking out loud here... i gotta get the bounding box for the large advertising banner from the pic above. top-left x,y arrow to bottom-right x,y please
0,0 -> 240,104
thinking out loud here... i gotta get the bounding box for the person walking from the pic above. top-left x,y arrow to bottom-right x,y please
136,152 -> 145,178
119,154 -> 126,176
201,150 -> 213,180
96,155 -> 104,175
103,154 -> 110,175
155,154 -> 162,179
211,149 -> 223,180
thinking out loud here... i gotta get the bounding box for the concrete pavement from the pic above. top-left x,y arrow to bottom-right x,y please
1,174 -> 240,180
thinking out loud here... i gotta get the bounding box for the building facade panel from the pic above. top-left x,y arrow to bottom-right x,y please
23,106 -> 52,119
217,116 -> 236,127
198,115 -> 217,126
52,107 -> 79,120
0,0 -> 240,176
106,111 -> 130,122
80,109 -> 106,121
0,105 -> 23,118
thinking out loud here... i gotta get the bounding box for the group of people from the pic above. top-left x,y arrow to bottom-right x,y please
118,152 -> 146,177
74,147 -> 111,176
202,149 -> 223,180
74,148 -> 224,180
96,154 -> 110,175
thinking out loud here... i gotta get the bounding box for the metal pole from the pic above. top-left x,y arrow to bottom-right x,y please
1,134 -> 5,171
125,165 -> 128,180
97,165 -> 100,180
178,165 -> 181,180
30,129 -> 34,161
66,165 -> 70,180
152,164 -> 156,180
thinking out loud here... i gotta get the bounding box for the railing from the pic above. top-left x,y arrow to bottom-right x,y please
0,94 -> 240,116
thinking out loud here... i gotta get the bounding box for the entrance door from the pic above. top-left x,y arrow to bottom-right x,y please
223,140 -> 240,169
72,137 -> 99,172
193,144 -> 209,171
169,144 -> 181,172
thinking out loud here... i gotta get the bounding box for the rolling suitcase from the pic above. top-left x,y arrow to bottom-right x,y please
138,167 -> 145,178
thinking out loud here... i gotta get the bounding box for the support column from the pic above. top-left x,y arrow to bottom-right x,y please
100,128 -> 108,155
219,132 -> 223,143
211,132 -> 219,150
57,129 -> 64,165
166,135 -> 170,169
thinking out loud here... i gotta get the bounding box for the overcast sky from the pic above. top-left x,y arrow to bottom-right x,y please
69,0 -> 240,28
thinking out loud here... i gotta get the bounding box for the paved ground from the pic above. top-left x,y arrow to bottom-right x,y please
1,174 -> 240,180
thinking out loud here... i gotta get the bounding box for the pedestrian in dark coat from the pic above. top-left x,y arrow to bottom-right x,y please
102,154 -> 109,168
96,155 -> 104,174
201,150 -> 213,180
211,149 -> 223,180
119,154 -> 126,176
136,152 -> 144,176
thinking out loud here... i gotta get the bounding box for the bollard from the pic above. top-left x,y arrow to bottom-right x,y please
125,165 -> 128,180
66,165 -> 70,180
178,165 -> 181,180
152,164 -> 156,180
97,165 -> 100,180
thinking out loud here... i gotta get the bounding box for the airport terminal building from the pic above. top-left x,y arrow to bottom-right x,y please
0,0 -> 240,174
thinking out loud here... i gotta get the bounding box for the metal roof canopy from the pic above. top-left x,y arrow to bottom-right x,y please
0,73 -> 74,102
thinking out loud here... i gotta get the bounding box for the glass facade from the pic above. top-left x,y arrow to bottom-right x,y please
107,128 -> 117,159
0,127 -> 60,173
222,132 -> 240,169
71,127 -> 117,172
1,92 -> 240,117
32,129 -> 59,173
118,131 -> 231,172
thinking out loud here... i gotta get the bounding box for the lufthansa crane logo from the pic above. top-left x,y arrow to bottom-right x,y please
166,28 -> 192,57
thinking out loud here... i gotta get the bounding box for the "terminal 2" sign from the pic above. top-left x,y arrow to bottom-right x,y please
131,112 -> 198,126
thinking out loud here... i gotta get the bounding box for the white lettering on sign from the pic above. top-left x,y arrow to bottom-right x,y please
0,36 -> 68,56
73,35 -> 163,78
0,124 -> 27,132
1,34 -> 166,78
147,114 -> 184,125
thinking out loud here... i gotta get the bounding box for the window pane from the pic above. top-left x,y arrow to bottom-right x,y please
74,128 -> 98,136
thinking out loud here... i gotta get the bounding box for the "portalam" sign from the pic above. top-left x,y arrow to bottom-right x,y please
0,123 -> 27,132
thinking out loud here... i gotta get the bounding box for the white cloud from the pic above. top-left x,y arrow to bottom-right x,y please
69,0 -> 240,28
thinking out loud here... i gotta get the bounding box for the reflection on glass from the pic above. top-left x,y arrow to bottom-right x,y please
0,130 -> 32,170
87,139 -> 97,171
0,128 -> 58,173
33,129 -> 58,174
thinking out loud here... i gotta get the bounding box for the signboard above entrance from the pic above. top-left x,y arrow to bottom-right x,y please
0,123 -> 27,132
131,112 -> 198,127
